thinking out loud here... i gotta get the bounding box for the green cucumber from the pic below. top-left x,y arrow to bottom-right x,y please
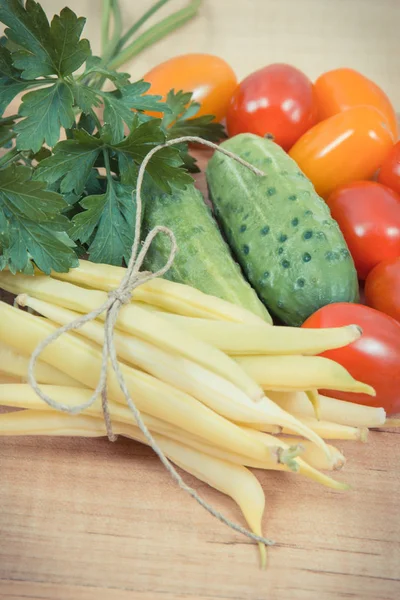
142,182 -> 272,322
206,133 -> 359,326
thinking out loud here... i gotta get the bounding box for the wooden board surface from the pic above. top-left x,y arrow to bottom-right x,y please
1,1 -> 400,599
1,424 -> 400,600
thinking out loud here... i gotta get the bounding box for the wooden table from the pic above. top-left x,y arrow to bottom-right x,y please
1,1 -> 400,598
1,425 -> 400,599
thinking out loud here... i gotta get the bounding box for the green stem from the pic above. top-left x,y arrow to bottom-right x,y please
90,109 -> 103,133
0,114 -> 18,122
101,0 -> 123,68
21,78 -> 58,89
103,148 -> 113,183
278,445 -> 304,472
18,152 -> 33,167
101,0 -> 112,54
0,131 -> 15,147
0,147 -> 20,168
36,78 -> 58,84
114,0 -> 172,54
108,0 -> 201,71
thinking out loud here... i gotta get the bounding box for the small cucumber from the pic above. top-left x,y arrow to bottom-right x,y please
206,134 -> 359,326
142,182 -> 272,322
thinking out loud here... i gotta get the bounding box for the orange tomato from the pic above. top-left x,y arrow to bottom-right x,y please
289,106 -> 394,198
314,68 -> 398,140
143,53 -> 237,122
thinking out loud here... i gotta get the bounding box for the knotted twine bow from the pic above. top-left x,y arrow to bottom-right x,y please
26,136 -> 274,548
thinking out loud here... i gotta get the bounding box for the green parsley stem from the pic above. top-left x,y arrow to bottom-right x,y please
101,0 -> 123,68
101,0 -> 112,54
102,148 -> 113,183
90,110 -> 103,134
0,147 -> 20,168
107,0 -> 201,71
23,78 -> 58,87
0,114 -> 18,122
0,131 -> 15,148
114,0 -> 172,54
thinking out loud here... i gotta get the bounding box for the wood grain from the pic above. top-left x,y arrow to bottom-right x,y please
1,430 -> 400,600
1,1 -> 400,598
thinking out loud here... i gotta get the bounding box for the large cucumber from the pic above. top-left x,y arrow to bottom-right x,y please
142,182 -> 272,322
206,133 -> 359,326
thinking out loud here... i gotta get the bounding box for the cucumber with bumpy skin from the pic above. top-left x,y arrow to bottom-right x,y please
206,134 -> 359,326
142,182 -> 272,322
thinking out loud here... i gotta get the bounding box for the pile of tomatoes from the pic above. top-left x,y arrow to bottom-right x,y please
144,54 -> 400,415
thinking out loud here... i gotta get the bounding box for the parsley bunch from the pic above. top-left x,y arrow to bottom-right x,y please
0,0 -> 225,273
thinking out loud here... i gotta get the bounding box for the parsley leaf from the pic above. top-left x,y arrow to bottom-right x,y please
0,44 -> 31,115
0,0 -> 56,79
49,7 -> 90,76
15,82 -> 75,151
72,82 -> 101,114
1,2 -> 91,151
168,113 -> 226,142
71,179 -> 136,266
113,117 -> 193,192
0,1 -> 90,78
160,89 -> 226,172
100,80 -> 166,143
162,89 -> 225,142
68,115 -> 194,264
34,129 -> 102,194
162,89 -> 193,129
0,163 -> 78,273
83,55 -> 131,89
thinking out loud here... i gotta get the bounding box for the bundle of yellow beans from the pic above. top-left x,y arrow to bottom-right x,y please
0,260 -> 391,566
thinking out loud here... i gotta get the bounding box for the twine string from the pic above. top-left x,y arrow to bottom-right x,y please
27,136 -> 273,547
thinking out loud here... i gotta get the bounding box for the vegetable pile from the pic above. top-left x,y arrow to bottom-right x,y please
130,45 -> 400,416
0,0 -> 400,566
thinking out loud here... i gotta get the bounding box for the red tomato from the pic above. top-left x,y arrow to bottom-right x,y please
326,181 -> 400,280
143,54 -> 237,122
226,64 -> 318,151
302,303 -> 400,415
378,141 -> 400,196
314,68 -> 398,140
365,257 -> 400,322
289,106 -> 394,198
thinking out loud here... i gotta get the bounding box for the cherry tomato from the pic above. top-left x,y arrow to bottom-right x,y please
226,63 -> 318,151
314,68 -> 398,140
378,141 -> 400,196
143,54 -> 237,122
326,181 -> 400,280
302,303 -> 400,415
289,106 -> 394,198
365,257 -> 400,322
